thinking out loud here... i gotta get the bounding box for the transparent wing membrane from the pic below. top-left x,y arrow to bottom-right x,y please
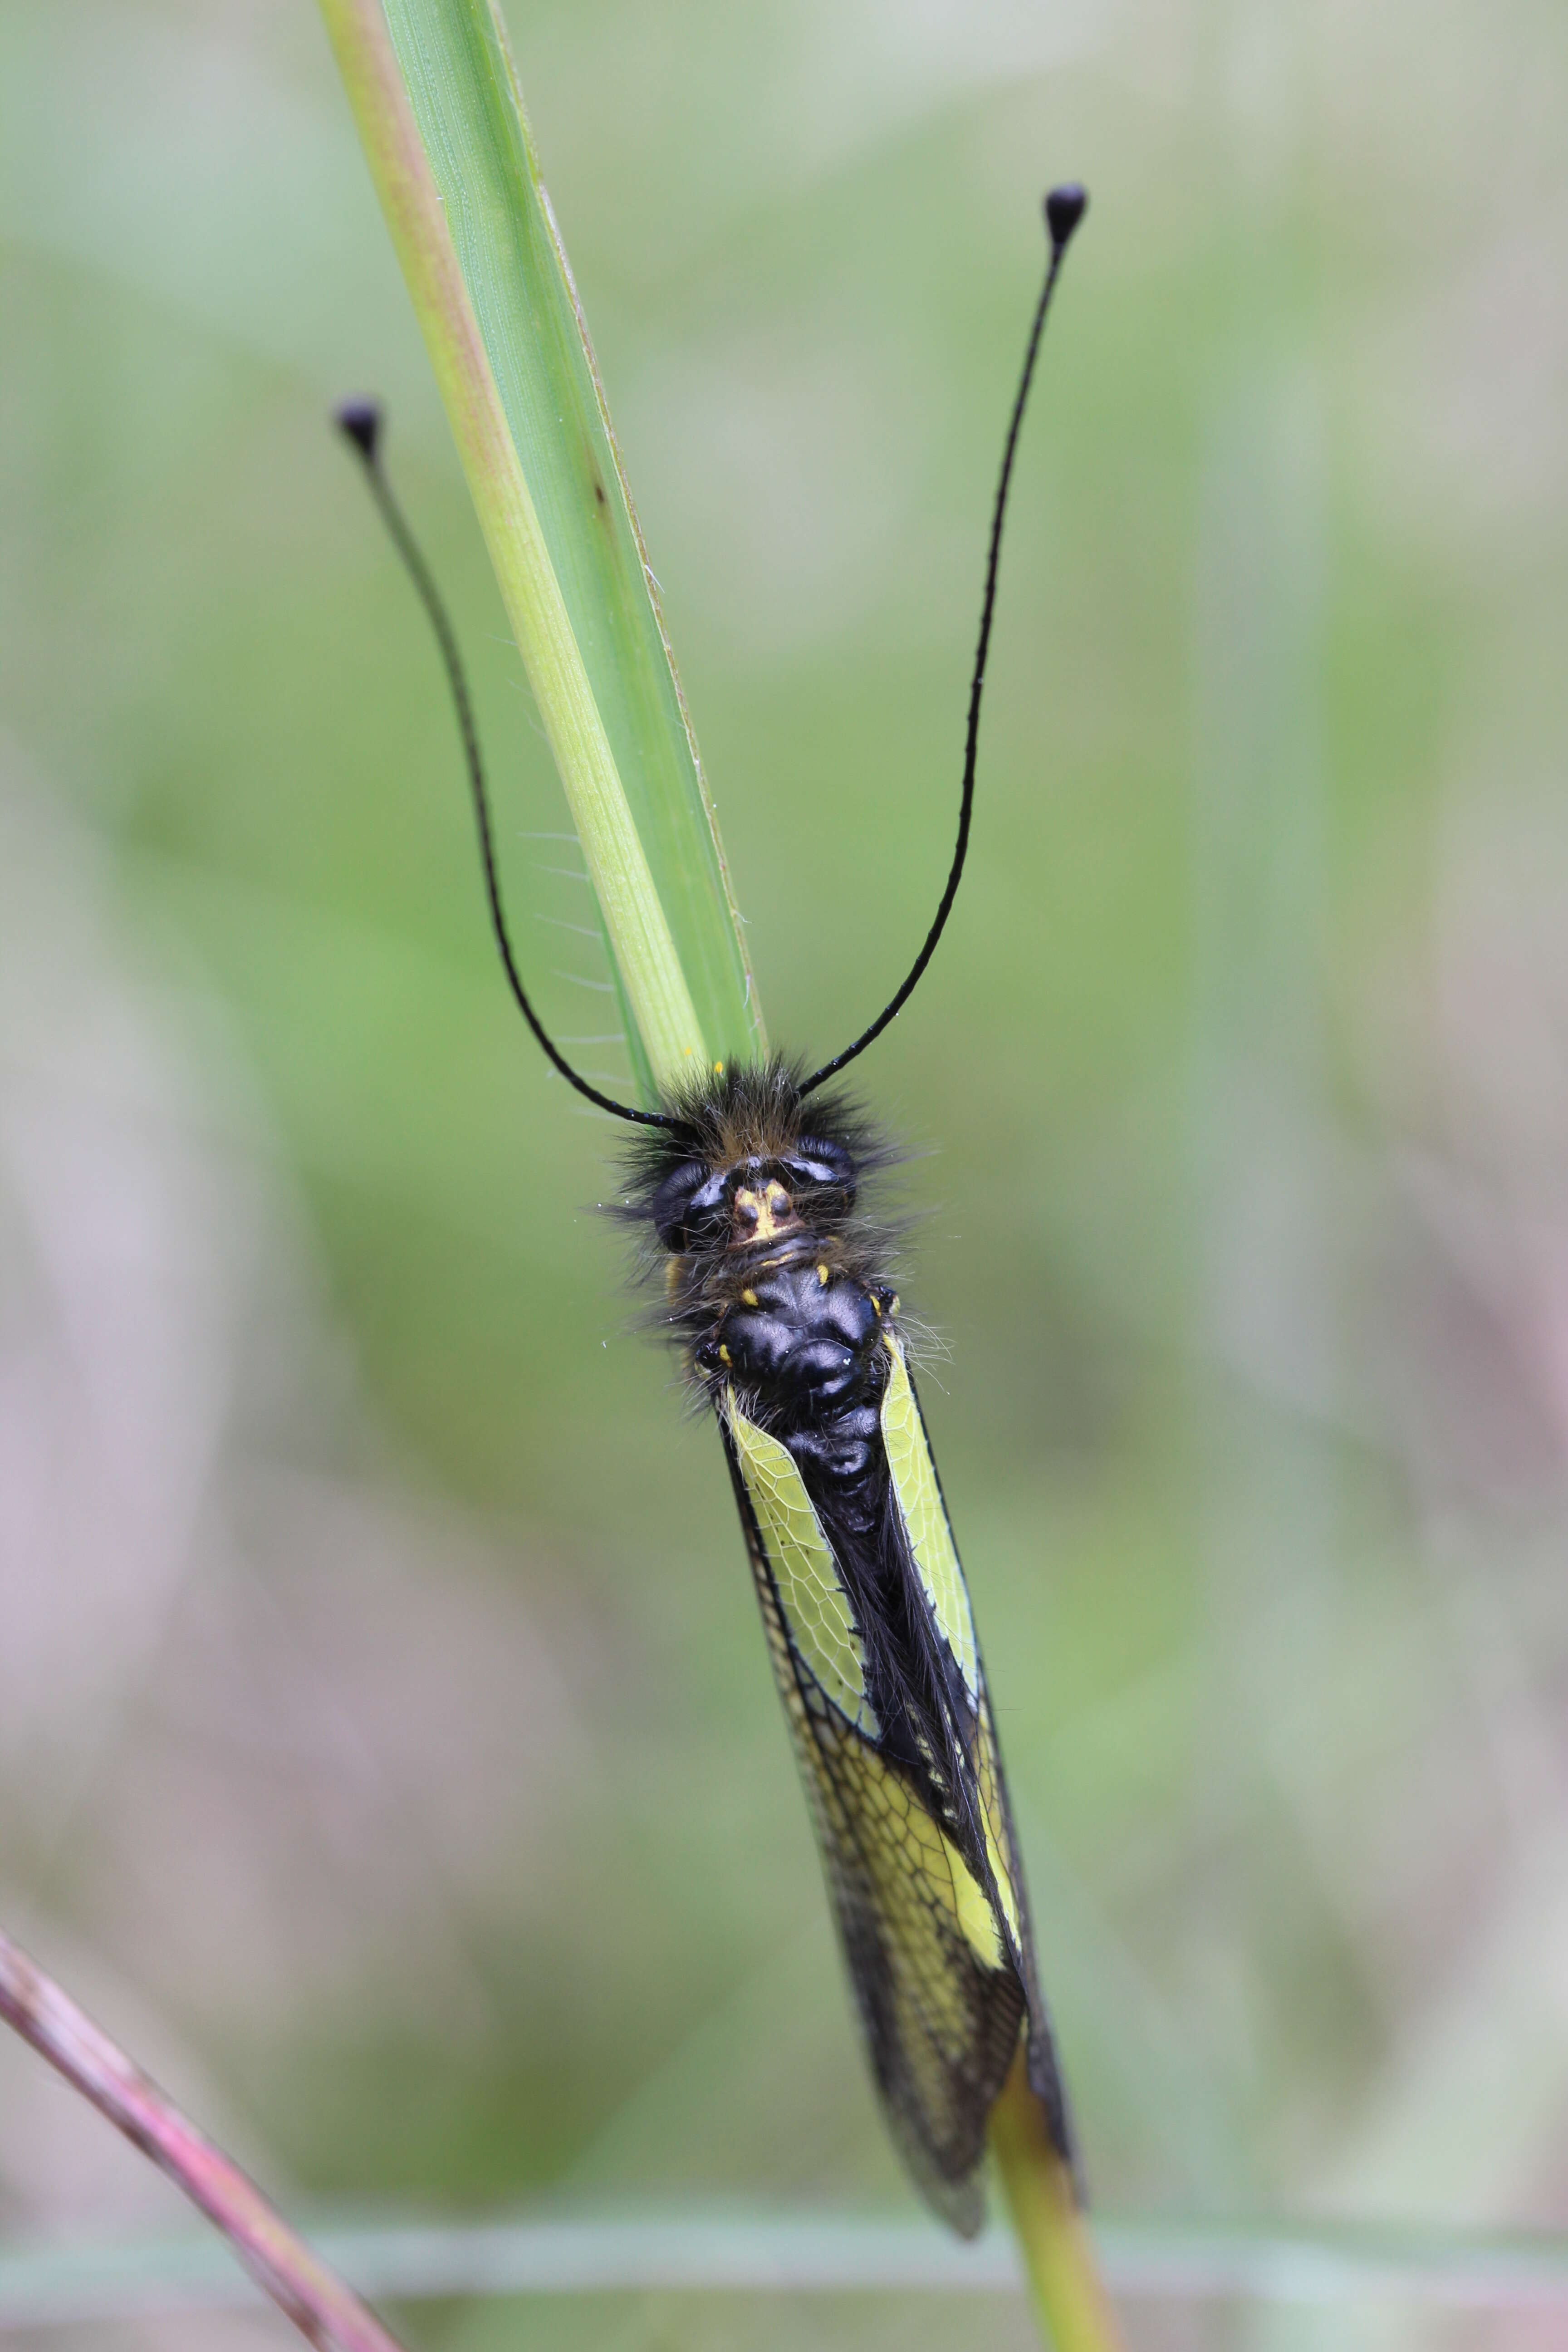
720,1393 -> 1043,2232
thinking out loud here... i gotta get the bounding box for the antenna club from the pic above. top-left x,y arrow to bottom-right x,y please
1044,184 -> 1088,252
334,397 -> 383,466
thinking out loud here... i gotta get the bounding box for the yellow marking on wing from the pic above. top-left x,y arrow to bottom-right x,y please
976,1699 -> 1023,1950
799,1706 -> 1014,2212
732,1483 -> 1024,2230
896,1717 -> 1003,1964
847,1740 -> 1005,1990
727,1395 -> 879,1736
810,1722 -> 1008,2040
947,1833 -> 1006,1968
817,1263 -> 831,1286
880,1335 -> 979,1701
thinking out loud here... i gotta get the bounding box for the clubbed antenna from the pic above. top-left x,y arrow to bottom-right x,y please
800,184 -> 1089,1096
333,400 -> 678,1129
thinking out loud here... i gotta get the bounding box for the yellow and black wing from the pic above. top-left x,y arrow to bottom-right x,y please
721,1349 -> 1067,2233
879,1333 -> 1072,2163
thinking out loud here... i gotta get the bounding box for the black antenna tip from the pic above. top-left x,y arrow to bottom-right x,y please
1044,184 -> 1088,252
334,397 -> 383,466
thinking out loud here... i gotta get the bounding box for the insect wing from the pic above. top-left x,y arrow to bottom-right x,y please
721,1391 -> 1026,2234
725,1400 -> 880,1737
880,1333 -> 980,1703
880,1333 -> 1073,2162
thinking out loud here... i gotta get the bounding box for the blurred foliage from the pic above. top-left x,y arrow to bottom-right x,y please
3,2 -> 1568,2348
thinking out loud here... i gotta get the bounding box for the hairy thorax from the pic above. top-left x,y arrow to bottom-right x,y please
692,1242 -> 897,1517
628,1063 -> 904,1526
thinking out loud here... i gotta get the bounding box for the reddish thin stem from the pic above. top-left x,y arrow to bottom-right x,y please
0,1926 -> 408,2352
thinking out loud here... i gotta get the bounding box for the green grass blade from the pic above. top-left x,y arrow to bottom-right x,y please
319,0 -> 763,1101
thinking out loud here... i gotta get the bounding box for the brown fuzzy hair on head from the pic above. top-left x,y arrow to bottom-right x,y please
618,1058 -> 897,1234
612,1056 -> 916,1395
616,1063 -> 907,1279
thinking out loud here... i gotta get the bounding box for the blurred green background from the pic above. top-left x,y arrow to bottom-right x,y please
4,3 -> 1568,2347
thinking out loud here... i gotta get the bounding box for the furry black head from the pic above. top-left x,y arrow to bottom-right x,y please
618,1059 -> 906,1408
622,1060 -> 893,1250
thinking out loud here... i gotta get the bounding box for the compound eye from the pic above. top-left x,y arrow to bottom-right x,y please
651,1160 -> 727,1250
785,1136 -> 858,1211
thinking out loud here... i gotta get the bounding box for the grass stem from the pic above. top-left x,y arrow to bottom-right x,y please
990,2046 -> 1127,2352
